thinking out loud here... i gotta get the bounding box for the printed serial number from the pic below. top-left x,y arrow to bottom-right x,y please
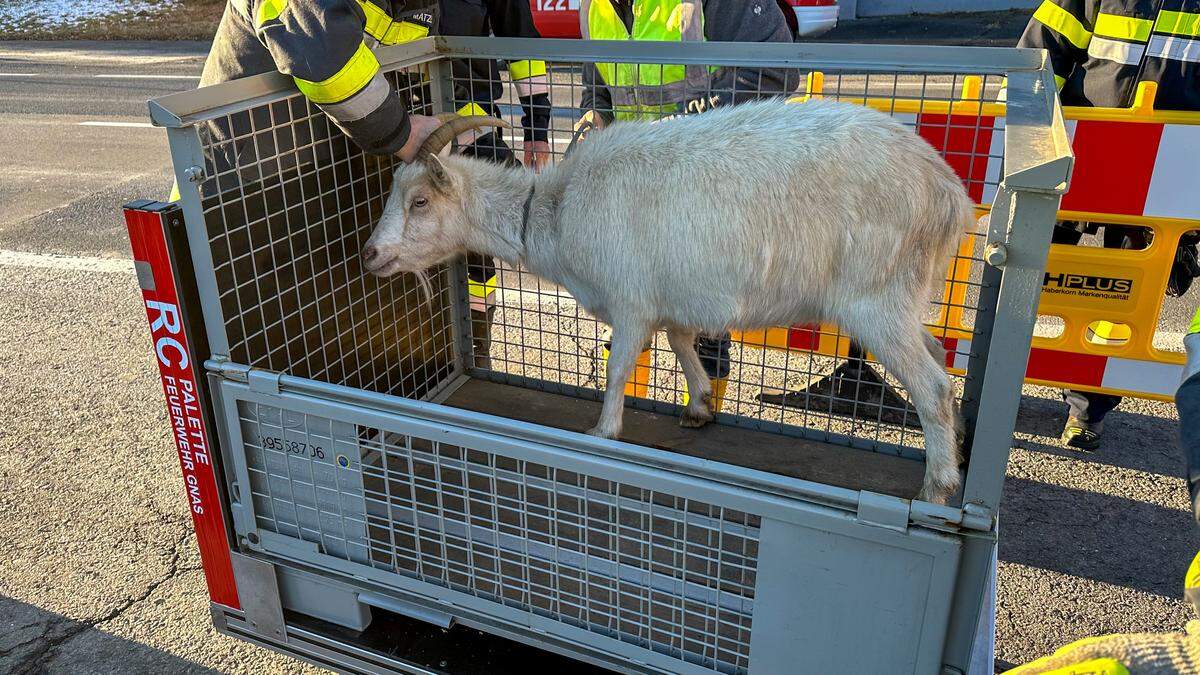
260,436 -> 325,459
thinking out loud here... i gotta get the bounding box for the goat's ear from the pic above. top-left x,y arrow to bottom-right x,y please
424,154 -> 454,194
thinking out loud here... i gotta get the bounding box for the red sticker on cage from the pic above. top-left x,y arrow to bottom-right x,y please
1025,347 -> 1106,388
124,205 -> 240,610
917,114 -> 995,203
1059,120 -> 1163,216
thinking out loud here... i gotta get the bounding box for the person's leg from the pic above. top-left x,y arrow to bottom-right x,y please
461,132 -> 516,370
695,333 -> 732,413
1061,390 -> 1121,449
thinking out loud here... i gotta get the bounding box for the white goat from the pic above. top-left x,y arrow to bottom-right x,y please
362,100 -> 973,503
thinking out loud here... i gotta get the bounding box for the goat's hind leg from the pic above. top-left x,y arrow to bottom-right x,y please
666,327 -> 713,428
846,312 -> 961,504
587,320 -> 653,440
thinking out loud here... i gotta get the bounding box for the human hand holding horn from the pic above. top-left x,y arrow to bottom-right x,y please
396,112 -> 510,164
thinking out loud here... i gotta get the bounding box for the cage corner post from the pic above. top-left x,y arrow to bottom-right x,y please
122,198 -> 241,612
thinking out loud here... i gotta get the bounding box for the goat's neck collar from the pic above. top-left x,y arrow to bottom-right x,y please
519,184 -> 535,249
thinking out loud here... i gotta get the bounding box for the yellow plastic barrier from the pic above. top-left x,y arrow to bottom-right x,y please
738,78 -> 1200,401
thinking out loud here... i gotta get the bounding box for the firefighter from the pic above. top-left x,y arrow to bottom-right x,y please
197,0 -> 550,371
440,0 -> 553,368
1179,306 -> 1200,525
1019,0 -> 1200,450
198,0 -> 445,161
576,0 -> 797,409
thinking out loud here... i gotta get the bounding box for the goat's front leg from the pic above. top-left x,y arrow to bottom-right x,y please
588,321 -> 652,440
666,328 -> 713,428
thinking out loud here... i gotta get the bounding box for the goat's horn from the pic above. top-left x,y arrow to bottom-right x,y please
417,115 -> 510,158
434,112 -> 460,123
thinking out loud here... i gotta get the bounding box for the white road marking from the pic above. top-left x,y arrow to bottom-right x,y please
0,250 -> 134,275
94,74 -> 199,80
77,121 -> 155,128
0,72 -> 38,77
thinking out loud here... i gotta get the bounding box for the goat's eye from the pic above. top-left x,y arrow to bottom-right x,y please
411,197 -> 428,209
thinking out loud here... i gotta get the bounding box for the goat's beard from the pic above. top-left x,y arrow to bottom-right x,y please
412,268 -> 435,307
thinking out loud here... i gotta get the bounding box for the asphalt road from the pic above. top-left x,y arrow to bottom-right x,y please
0,39 -> 1195,675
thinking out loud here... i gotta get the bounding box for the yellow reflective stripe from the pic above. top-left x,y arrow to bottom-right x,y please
1033,0 -> 1092,49
358,0 -> 392,41
1054,73 -> 1066,89
1187,549 -> 1200,588
1094,12 -> 1153,42
168,181 -> 181,203
358,1 -> 428,44
383,20 -> 428,44
467,275 -> 498,298
456,102 -> 489,117
294,42 -> 378,104
1156,10 -> 1200,38
1039,658 -> 1129,675
255,0 -> 288,26
509,59 -> 547,81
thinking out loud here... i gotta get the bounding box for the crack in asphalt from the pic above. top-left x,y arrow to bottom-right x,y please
6,526 -> 193,674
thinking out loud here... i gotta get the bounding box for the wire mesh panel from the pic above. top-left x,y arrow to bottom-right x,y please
191,50 -> 1009,463
236,398 -> 760,674
197,64 -> 458,401
454,59 -> 1007,458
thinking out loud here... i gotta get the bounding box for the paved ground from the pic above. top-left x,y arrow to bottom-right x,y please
0,36 -> 1196,674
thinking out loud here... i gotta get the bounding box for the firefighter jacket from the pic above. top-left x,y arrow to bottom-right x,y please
579,0 -> 797,123
200,0 -> 436,156
1019,0 -> 1200,110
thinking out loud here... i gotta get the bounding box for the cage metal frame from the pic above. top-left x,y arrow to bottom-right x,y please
149,36 -> 1071,674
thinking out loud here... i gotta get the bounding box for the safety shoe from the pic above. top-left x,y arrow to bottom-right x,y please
1060,417 -> 1103,451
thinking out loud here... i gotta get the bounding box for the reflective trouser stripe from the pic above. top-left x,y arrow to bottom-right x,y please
1087,36 -> 1147,65
456,102 -> 489,118
468,275 -> 498,313
294,41 -> 378,104
1148,34 -> 1200,63
509,60 -> 546,81
1033,0 -> 1092,49
1093,12 -> 1153,42
513,74 -> 549,98
1156,10 -> 1200,38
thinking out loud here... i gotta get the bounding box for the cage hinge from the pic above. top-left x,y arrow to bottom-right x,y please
247,368 -> 283,394
855,492 -> 910,532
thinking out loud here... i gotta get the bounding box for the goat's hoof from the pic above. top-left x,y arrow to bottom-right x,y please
916,476 -> 959,505
679,408 -> 713,429
585,425 -> 618,440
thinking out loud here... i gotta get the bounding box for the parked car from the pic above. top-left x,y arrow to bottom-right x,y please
782,0 -> 840,37
528,0 -> 838,40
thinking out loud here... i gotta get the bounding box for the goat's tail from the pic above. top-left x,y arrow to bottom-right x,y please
921,174 -> 977,299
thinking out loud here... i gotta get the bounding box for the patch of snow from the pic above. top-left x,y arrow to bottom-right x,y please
0,0 -> 177,31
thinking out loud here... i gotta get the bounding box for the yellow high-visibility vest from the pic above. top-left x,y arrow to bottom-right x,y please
581,0 -> 706,120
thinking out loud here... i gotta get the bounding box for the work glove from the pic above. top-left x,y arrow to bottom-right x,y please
1003,624 -> 1200,674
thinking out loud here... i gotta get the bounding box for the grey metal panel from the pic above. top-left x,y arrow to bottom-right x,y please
433,36 -> 1044,73
166,126 -> 230,357
940,534 -> 999,673
748,518 -> 960,674
964,190 -> 1061,514
149,38 -> 441,127
229,552 -> 287,642
277,565 -> 373,632
1003,68 -> 1074,194
220,377 -> 871,530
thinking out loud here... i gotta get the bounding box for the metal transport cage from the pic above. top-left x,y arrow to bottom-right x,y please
132,37 -> 1071,674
